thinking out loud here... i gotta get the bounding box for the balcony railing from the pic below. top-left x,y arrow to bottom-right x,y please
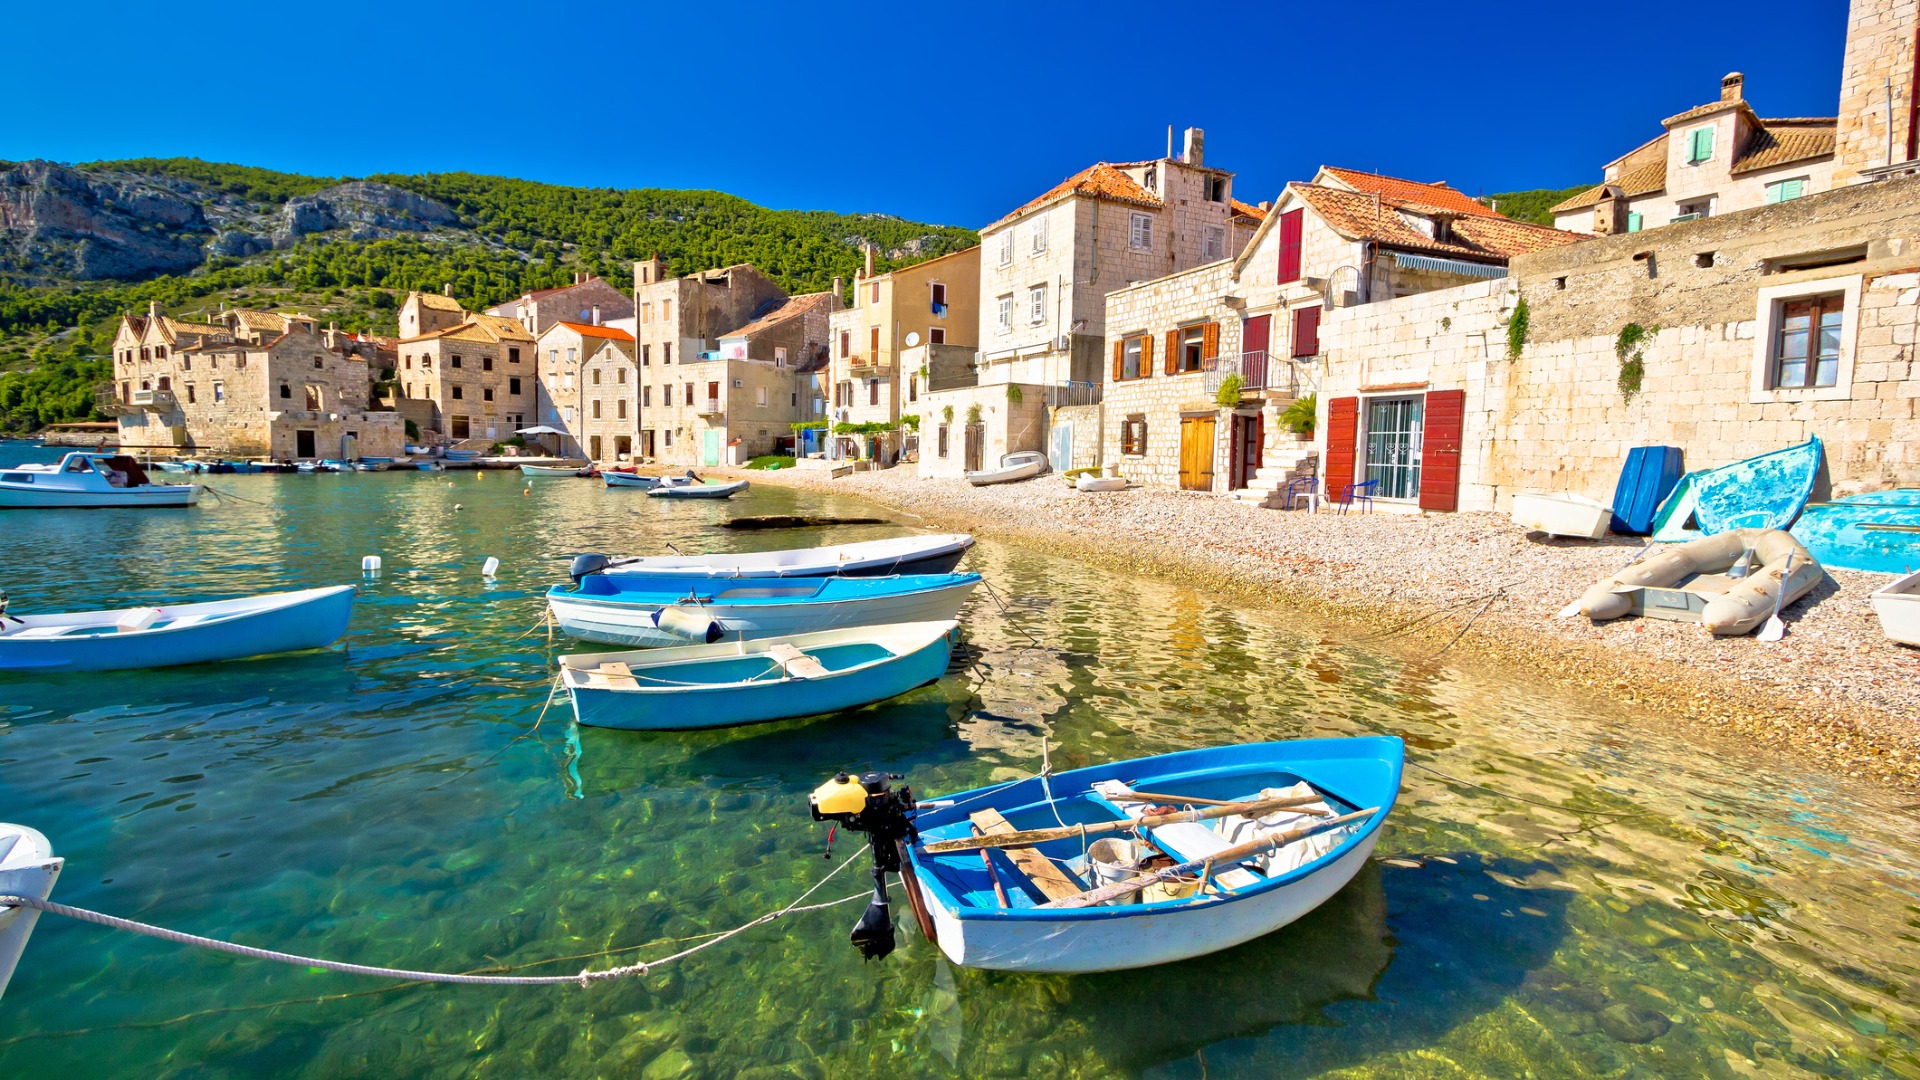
847,354 -> 891,376
94,384 -> 136,416
131,388 -> 177,410
1048,380 -> 1102,407
697,397 -> 723,416
1201,351 -> 1299,397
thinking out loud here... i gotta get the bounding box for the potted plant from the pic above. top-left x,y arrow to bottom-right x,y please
1280,393 -> 1317,441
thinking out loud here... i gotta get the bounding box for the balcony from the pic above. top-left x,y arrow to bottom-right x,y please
94,384 -> 136,416
1202,351 -> 1297,398
847,354 -> 891,378
697,397 -> 723,416
132,388 -> 178,411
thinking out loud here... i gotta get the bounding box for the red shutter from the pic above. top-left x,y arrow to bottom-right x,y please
1292,306 -> 1321,358
1277,209 -> 1304,284
1325,396 -> 1360,501
1418,389 -> 1466,512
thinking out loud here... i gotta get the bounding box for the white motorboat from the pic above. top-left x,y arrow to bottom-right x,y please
1511,492 -> 1613,540
581,533 -> 975,579
968,450 -> 1048,487
1870,569 -> 1920,646
0,453 -> 199,509
604,471 -> 693,489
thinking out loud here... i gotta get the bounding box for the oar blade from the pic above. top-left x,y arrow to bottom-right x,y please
1554,599 -> 1584,619
1757,614 -> 1787,643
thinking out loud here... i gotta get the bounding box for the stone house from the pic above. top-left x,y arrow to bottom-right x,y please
708,291 -> 839,464
1315,0 -> 1920,514
827,245 -> 980,462
628,258 -> 790,465
487,273 -> 634,336
1099,168 -> 1581,499
394,297 -> 538,443
107,302 -> 403,459
535,319 -> 636,460
397,287 -> 467,339
1549,73 -> 1839,235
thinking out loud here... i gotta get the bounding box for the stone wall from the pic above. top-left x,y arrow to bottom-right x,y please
1834,0 -> 1920,182
916,383 -> 1048,480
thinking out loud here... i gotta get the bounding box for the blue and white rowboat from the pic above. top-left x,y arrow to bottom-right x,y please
596,533 -> 975,579
1791,489 -> 1920,574
559,620 -> 956,730
548,572 -> 979,647
648,479 -> 749,499
1651,437 -> 1822,541
0,586 -> 355,672
905,736 -> 1403,973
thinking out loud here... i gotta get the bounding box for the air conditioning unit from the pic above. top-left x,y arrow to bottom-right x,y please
1056,335 -> 1073,351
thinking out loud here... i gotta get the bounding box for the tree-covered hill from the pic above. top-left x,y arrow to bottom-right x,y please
1480,185 -> 1593,227
0,158 -> 979,432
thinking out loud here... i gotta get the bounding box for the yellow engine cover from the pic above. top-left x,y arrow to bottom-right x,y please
812,775 -> 868,816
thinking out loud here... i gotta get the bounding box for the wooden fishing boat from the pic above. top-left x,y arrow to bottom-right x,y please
648,478 -> 749,499
1577,528 -> 1822,635
603,471 -> 687,489
0,823 -> 61,1001
559,620 -> 956,730
1511,492 -> 1612,539
1609,446 -> 1684,535
0,586 -> 356,672
967,450 -> 1048,487
548,572 -> 980,647
519,462 -> 590,477
584,533 -> 975,579
1651,437 -> 1822,541
1870,570 -> 1920,646
1790,490 -> 1920,574
0,453 -> 199,509
900,736 -> 1402,972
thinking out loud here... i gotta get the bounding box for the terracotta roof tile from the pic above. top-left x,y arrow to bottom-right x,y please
1318,166 -> 1504,218
1732,124 -> 1836,174
1550,159 -> 1668,213
229,308 -> 289,332
414,291 -> 467,312
718,291 -> 836,340
551,320 -> 636,342
991,162 -> 1159,227
1290,183 -> 1584,263
468,313 -> 537,341
1661,99 -> 1747,128
1229,198 -> 1268,224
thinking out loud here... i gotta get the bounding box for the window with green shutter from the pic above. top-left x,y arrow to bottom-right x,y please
1688,127 -> 1714,164
1626,212 -> 1643,233
1766,178 -> 1806,203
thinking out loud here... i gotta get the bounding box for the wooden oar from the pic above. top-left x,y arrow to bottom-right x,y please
1039,808 -> 1379,910
919,793 -> 1330,855
1106,790 -> 1253,808
1756,550 -> 1794,643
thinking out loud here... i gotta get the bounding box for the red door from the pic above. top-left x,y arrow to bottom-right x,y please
1241,314 -> 1271,388
1325,396 -> 1359,502
1418,389 -> 1466,511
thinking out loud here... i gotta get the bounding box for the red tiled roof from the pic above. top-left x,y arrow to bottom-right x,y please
1229,198 -> 1268,223
1318,166 -> 1504,218
991,162 -> 1160,227
1289,183 -> 1585,263
553,320 -> 635,342
1550,159 -> 1668,213
1732,124 -> 1836,174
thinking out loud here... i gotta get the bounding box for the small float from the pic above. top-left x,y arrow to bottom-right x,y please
1511,492 -> 1613,540
1870,570 -> 1920,646
1790,489 -> 1920,574
806,737 -> 1400,971
1577,528 -> 1823,635
583,534 -> 974,579
548,571 -> 980,647
0,585 -> 356,672
968,450 -> 1048,487
0,453 -> 200,509
559,620 -> 956,730
1650,437 -> 1822,541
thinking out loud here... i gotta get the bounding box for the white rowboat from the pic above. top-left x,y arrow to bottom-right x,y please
968,451 -> 1048,487
1511,492 -> 1613,539
0,586 -> 356,672
1870,569 -> 1920,646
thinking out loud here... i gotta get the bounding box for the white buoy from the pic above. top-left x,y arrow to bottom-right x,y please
482,557 -> 499,579
454,503 -> 463,510
0,823 -> 64,1001
362,555 -> 382,572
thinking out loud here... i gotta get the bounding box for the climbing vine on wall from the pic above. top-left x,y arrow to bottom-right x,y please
1506,294 -> 1530,359
1616,322 -> 1655,403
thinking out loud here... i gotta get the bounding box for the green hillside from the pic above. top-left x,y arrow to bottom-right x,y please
1481,185 -> 1592,227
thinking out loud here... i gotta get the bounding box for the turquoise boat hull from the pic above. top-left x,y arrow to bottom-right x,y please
0,585 -> 355,672
1651,437 -> 1822,542
1790,491 -> 1920,574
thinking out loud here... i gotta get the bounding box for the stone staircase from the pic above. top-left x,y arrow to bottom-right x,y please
1230,439 -> 1319,506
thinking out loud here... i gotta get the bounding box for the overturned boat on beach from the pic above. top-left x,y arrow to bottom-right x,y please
1577,529 -> 1823,635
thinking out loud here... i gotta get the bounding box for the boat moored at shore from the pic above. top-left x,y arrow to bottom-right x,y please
0,585 -> 355,671
0,453 -> 200,509
548,571 -> 980,647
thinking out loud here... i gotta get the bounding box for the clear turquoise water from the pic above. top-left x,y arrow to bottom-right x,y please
1,438 -> 1917,1079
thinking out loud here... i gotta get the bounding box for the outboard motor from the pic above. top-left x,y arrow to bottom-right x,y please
567,553 -> 611,587
809,771 -> 919,961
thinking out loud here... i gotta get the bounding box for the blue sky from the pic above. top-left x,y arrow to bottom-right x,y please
0,1 -> 1851,228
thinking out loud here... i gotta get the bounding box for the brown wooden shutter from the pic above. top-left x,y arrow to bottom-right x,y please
1202,321 -> 1220,361
1140,334 -> 1154,377
1112,339 -> 1125,382
1325,396 -> 1360,502
1164,330 -> 1180,375
1418,389 -> 1466,512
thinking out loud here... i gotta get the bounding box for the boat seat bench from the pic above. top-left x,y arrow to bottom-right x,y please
969,808 -> 1084,902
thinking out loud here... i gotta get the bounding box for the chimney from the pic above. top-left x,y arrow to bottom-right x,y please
1166,124 -> 1174,160
863,244 -> 875,277
1593,185 -> 1630,236
831,275 -> 844,304
148,300 -> 161,319
1720,72 -> 1744,102
591,305 -> 601,326
1183,127 -> 1205,166
1258,200 -> 1271,212
442,283 -> 452,297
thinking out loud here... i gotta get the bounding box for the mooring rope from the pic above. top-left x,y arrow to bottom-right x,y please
0,849 -> 872,988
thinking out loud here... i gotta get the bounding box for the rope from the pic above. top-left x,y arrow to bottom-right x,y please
198,484 -> 272,507
0,849 -> 872,988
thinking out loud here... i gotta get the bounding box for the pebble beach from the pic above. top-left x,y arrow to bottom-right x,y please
753,465 -> 1920,792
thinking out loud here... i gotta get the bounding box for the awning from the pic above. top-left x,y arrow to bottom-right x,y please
1391,252 -> 1508,279
515,426 -> 566,436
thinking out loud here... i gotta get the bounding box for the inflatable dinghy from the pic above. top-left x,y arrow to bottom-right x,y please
1578,528 -> 1823,635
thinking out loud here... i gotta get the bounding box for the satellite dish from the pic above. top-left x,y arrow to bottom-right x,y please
904,332 -> 921,347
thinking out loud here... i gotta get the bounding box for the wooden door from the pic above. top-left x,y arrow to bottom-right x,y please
1179,416 -> 1216,491
964,423 -> 984,472
1325,397 -> 1359,501
1417,389 -> 1466,511
1229,413 -> 1262,489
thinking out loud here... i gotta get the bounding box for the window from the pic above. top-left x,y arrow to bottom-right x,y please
1031,216 -> 1048,254
1365,396 -> 1425,500
663,343 -> 672,364
1116,334 -> 1151,381
931,282 -> 948,310
616,368 -> 626,384
685,382 -> 693,404
548,349 -> 558,366
509,347 -> 521,364
1202,225 -> 1225,261
592,369 -> 602,385
483,356 -> 494,372
756,386 -> 767,407
1687,126 -> 1715,164
617,400 -> 627,419
1674,196 -> 1715,222
1771,294 -> 1844,389
664,384 -> 673,406
186,384 -> 196,404
1028,284 -> 1047,325
642,344 -> 651,366
213,382 -> 224,402
452,355 -> 463,368
1765,178 -> 1808,203
305,385 -> 321,409
1129,213 -> 1153,251
869,282 -> 880,304
312,357 -> 322,369
1626,212 -> 1644,233
665,429 -> 673,447
279,383 -> 291,399
236,355 -> 246,369
1276,209 -> 1304,283
1206,175 -> 1227,203
642,386 -> 651,407
510,377 -> 523,395
592,400 -> 602,419
907,375 -> 919,402
1293,306 -> 1322,359
870,326 -> 881,359
452,385 -> 464,400
182,356 -> 191,371
1120,415 -> 1147,456
662,300 -> 672,321
869,379 -> 879,405
775,346 -> 787,367
996,295 -> 1013,333
937,424 -> 949,457
998,231 -> 1013,266
929,327 -> 945,344
483,387 -> 494,402
839,330 -> 851,358
566,348 -> 576,365
1178,324 -> 1206,372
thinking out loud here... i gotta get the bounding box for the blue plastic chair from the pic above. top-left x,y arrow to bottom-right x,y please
1284,476 -> 1319,512
1337,479 -> 1378,515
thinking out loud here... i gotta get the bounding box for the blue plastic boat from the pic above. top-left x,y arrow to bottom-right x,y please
903,736 -> 1403,972
0,586 -> 355,672
1651,437 -> 1822,541
558,620 -> 956,730
548,572 -> 979,646
1790,489 -> 1920,574
1610,446 -> 1683,535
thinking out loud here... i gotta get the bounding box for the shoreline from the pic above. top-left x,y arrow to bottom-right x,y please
747,464 -> 1920,794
